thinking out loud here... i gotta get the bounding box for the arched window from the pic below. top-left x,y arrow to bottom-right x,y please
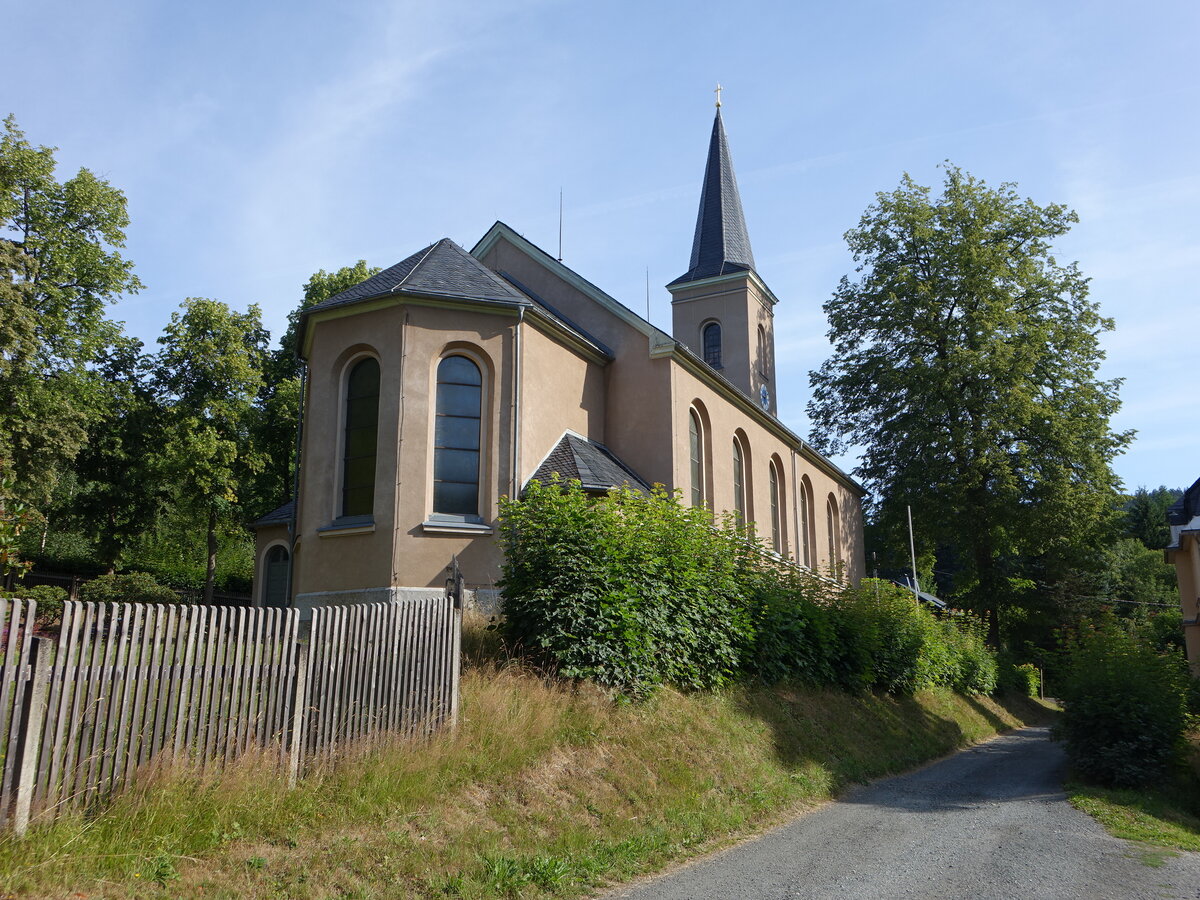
342,357 -> 380,517
263,545 -> 290,608
769,461 -> 782,553
827,494 -> 842,574
434,355 -> 482,518
757,324 -> 768,377
799,477 -> 813,568
689,410 -> 704,507
702,322 -> 722,369
732,438 -> 746,523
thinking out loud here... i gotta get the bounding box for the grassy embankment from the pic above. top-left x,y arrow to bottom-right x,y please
1067,731 -> 1200,856
0,618 -> 1055,899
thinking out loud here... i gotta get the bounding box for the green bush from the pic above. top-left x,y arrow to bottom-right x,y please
498,481 -> 752,696
498,484 -> 999,699
78,572 -> 182,606
998,657 -> 1041,697
0,584 -> 70,626
27,584 -> 68,625
743,570 -> 839,687
1057,618 -> 1190,787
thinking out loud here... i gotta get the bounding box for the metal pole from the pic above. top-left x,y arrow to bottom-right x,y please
907,505 -> 920,605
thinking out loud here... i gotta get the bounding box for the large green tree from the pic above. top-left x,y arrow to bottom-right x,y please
68,337 -> 166,572
0,116 -> 141,506
155,299 -> 267,604
808,166 -> 1132,641
1123,486 -> 1181,551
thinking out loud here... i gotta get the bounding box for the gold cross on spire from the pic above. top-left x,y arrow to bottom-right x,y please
714,83 -> 723,108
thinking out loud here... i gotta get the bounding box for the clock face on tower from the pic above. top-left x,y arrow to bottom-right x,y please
760,385 -> 771,411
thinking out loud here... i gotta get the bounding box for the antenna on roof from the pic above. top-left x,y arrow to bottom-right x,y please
645,267 -> 650,322
558,189 -> 564,262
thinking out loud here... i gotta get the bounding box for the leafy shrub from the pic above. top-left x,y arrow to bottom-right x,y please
498,480 -> 752,696
499,485 -> 999,699
743,569 -> 838,687
998,657 -> 1041,697
27,584 -> 68,626
1057,617 -> 1190,787
945,618 -> 998,695
78,572 -> 182,606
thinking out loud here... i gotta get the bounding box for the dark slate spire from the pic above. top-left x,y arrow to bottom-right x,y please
669,108 -> 756,286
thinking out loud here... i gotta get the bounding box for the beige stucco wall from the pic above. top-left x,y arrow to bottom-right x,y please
667,360 -> 865,582
476,238 -> 676,488
294,299 -> 519,599
519,321 -> 607,480
1170,532 -> 1200,673
669,273 -> 777,416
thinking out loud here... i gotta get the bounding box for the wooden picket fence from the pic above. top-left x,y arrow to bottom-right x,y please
0,594 -> 461,834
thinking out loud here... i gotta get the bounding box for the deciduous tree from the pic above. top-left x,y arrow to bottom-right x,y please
0,116 -> 140,506
808,165 -> 1132,641
155,299 -> 267,604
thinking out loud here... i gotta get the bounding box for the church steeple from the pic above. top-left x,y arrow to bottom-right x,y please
670,106 -> 756,286
668,96 -> 779,416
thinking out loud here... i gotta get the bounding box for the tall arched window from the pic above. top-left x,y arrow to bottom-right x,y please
434,355 -> 482,518
827,494 -> 842,575
799,477 -> 813,568
757,324 -> 768,377
732,438 -> 745,523
702,322 -> 722,369
263,545 -> 290,608
342,357 -> 380,517
689,410 -> 704,507
769,461 -> 782,553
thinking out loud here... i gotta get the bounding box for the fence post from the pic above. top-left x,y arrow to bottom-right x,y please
13,637 -> 50,836
287,644 -> 309,788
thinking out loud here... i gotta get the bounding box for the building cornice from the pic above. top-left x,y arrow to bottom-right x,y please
667,268 -> 780,307
301,288 -> 610,366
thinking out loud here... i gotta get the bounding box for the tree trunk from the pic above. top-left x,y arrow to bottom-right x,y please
204,505 -> 217,606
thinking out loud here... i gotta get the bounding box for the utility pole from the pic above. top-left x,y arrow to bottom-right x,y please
907,505 -> 920,605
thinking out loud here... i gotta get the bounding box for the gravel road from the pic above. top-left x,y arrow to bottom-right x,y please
604,727 -> 1200,900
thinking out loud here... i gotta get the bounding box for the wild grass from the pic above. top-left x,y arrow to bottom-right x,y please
0,615 -> 1055,899
1067,731 -> 1200,853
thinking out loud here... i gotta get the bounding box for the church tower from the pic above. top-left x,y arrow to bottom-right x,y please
669,95 -> 779,416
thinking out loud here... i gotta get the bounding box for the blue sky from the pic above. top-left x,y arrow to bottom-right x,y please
9,0 -> 1197,492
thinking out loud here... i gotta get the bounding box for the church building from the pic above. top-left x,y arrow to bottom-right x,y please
252,104 -> 866,613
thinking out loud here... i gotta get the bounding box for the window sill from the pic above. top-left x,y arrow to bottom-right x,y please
318,516 -> 376,537
421,520 -> 494,536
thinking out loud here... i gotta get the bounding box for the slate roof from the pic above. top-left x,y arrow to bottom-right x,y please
251,500 -> 294,529
1167,476 -> 1200,526
526,433 -> 651,495
303,238 -> 528,317
669,109 -> 757,286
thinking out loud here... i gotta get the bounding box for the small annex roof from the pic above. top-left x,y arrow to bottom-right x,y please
251,499 -> 294,529
669,108 -> 757,287
894,577 -> 947,611
526,432 -> 651,495
303,237 -> 528,318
